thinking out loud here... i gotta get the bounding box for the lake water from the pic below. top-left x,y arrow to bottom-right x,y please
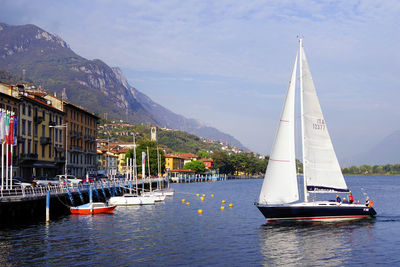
0,176 -> 399,266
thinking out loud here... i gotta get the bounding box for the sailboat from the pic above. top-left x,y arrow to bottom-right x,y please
108,139 -> 157,206
255,39 -> 376,222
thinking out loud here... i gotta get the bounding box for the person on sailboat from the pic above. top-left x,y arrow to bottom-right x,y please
342,197 -> 348,204
336,194 -> 341,203
348,191 -> 354,204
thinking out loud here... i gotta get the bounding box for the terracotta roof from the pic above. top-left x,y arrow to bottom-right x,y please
176,153 -> 199,159
200,158 -> 213,162
22,95 -> 64,113
165,154 -> 184,159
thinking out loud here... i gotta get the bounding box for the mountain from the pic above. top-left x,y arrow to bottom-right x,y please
0,22 -> 247,150
346,130 -> 400,166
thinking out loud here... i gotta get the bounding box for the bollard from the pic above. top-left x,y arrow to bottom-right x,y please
46,191 -> 50,223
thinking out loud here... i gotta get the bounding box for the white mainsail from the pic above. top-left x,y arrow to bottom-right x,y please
258,53 -> 299,204
299,41 -> 349,194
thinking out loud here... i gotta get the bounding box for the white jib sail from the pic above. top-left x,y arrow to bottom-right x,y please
300,43 -> 349,193
258,52 -> 299,204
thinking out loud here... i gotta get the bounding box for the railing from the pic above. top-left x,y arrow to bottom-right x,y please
20,153 -> 39,161
0,179 -> 168,200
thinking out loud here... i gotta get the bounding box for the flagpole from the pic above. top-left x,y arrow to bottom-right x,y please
5,142 -> 8,189
0,109 -> 4,190
1,141 -> 4,190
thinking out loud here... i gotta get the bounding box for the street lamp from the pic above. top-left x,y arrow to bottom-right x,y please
49,123 -> 68,176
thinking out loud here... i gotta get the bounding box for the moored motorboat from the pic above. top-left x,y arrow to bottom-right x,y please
108,194 -> 156,206
70,202 -> 116,215
142,191 -> 166,202
153,188 -> 174,197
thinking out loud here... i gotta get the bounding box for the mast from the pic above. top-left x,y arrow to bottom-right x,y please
299,38 -> 309,202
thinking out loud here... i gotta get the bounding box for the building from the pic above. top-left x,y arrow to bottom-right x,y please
176,153 -> 199,165
97,149 -> 118,177
18,94 -> 64,178
0,85 -> 20,178
45,95 -> 99,177
200,158 -> 214,170
165,154 -> 184,171
151,126 -> 157,142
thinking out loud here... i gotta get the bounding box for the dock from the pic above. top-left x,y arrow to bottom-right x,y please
0,178 -> 165,224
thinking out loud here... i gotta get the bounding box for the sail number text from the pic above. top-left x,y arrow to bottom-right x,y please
312,119 -> 325,131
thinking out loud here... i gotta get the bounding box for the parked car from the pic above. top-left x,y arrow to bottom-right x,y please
76,176 -> 96,183
56,175 -> 82,185
13,177 -> 37,187
34,177 -> 60,186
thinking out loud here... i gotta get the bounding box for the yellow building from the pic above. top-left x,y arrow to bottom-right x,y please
45,94 -> 99,177
18,93 -> 64,178
165,154 -> 184,171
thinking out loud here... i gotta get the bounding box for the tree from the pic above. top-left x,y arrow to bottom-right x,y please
197,151 -> 210,158
184,160 -> 206,173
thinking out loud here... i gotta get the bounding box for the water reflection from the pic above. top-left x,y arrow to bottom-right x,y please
259,220 -> 376,266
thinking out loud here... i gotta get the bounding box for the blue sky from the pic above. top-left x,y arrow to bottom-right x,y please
1,0 -> 400,164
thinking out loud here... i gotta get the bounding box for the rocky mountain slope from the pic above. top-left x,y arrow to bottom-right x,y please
0,22 -> 246,150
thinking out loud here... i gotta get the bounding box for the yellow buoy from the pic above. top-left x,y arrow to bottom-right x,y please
198,209 -> 203,214
186,202 -> 190,205
202,194 -> 206,197
220,206 -> 225,210
196,193 -> 199,197
229,203 -> 233,208
181,199 -> 185,202
222,200 -> 226,203
211,194 -> 214,197
201,197 -> 205,201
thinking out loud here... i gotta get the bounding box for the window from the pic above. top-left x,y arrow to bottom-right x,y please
34,141 -> 38,154
21,138 -> 25,154
22,119 -> 26,135
42,110 -> 45,121
34,124 -> 37,137
28,105 -> 31,117
49,143 -> 51,158
27,139 -> 31,154
55,129 -> 58,142
22,103 -> 26,115
42,144 -> 45,158
27,121 -> 32,136
42,124 -> 45,137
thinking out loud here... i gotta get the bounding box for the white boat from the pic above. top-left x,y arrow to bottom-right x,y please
108,194 -> 156,206
142,191 -> 166,202
255,39 -> 376,222
153,188 -> 175,197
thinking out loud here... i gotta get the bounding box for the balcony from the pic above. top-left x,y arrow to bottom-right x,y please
69,131 -> 77,138
85,149 -> 97,155
84,135 -> 96,142
76,132 -> 83,140
40,137 -> 51,145
54,156 -> 65,163
34,116 -> 43,124
70,146 -> 83,152
54,146 -> 64,153
20,153 -> 38,161
49,121 -> 57,126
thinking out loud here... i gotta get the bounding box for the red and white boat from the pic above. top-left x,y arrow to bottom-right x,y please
70,202 -> 116,215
